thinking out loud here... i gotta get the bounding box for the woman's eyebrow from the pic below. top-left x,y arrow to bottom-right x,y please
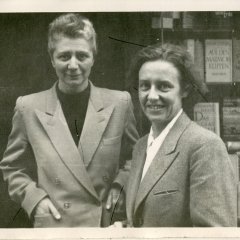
56,50 -> 70,54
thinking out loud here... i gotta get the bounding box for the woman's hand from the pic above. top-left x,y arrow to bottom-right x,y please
34,197 -> 61,220
106,185 -> 127,225
106,185 -> 124,213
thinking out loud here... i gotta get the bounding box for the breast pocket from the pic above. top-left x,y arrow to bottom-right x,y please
103,135 -> 122,146
153,189 -> 179,196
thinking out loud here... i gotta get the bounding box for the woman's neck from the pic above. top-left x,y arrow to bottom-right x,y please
151,123 -> 167,139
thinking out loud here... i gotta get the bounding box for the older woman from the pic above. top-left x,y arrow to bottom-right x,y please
126,43 -> 237,227
0,13 -> 138,227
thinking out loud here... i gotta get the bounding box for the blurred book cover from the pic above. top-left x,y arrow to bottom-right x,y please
222,98 -> 240,141
194,102 -> 220,136
205,39 -> 232,83
233,38 -> 240,82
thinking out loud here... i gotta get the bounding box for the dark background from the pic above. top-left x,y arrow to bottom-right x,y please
0,12 -> 239,227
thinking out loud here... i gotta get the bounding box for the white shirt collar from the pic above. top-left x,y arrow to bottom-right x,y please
147,109 -> 183,148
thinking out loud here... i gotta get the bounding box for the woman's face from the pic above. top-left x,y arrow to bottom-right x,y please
51,36 -> 94,94
138,60 -> 187,128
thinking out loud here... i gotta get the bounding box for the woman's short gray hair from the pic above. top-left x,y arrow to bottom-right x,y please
48,13 -> 97,57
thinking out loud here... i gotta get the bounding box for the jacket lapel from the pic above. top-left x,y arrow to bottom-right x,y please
35,84 -> 99,200
79,83 -> 114,167
126,136 -> 148,224
134,113 -> 191,213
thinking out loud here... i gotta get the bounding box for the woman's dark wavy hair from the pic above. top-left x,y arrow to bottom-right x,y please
128,43 -> 208,95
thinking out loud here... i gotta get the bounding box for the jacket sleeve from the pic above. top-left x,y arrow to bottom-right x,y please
113,92 -> 139,190
189,136 -> 238,226
0,97 -> 48,217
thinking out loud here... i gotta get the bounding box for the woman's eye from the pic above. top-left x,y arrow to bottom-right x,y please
77,54 -> 88,61
58,54 -> 69,61
139,82 -> 150,90
157,83 -> 171,92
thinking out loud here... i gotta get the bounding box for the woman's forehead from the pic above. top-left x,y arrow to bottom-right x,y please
140,60 -> 179,75
52,35 -> 94,51
52,34 -> 88,43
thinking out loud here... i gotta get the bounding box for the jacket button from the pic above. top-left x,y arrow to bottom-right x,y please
63,202 -> 71,209
54,178 -> 61,185
102,175 -> 109,182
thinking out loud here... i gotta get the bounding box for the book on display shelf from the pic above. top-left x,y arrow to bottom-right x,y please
194,102 -> 220,136
205,39 -> 232,83
222,98 -> 240,141
233,38 -> 240,83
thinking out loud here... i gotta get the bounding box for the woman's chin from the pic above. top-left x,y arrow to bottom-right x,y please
59,79 -> 88,93
145,111 -> 166,123
148,116 -> 167,125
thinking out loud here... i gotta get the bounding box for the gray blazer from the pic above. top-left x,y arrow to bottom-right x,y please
0,82 -> 139,227
126,112 -> 237,227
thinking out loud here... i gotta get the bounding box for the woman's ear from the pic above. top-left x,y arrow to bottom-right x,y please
51,57 -> 56,68
51,60 -> 55,68
182,84 -> 191,98
48,52 -> 55,68
91,58 -> 95,66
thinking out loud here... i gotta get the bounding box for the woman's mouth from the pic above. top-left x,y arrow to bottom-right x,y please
147,105 -> 164,110
67,74 -> 81,80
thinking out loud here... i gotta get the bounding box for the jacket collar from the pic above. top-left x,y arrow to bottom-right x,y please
129,112 -> 191,215
45,81 -> 104,116
35,81 -> 114,200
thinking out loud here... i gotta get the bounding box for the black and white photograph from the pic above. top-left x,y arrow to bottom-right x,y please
0,0 -> 240,239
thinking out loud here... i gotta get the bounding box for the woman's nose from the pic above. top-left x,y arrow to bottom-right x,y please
147,86 -> 159,100
68,57 -> 78,69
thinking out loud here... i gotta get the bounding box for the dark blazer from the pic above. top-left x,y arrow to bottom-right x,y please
0,82 -> 139,227
126,112 -> 237,227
